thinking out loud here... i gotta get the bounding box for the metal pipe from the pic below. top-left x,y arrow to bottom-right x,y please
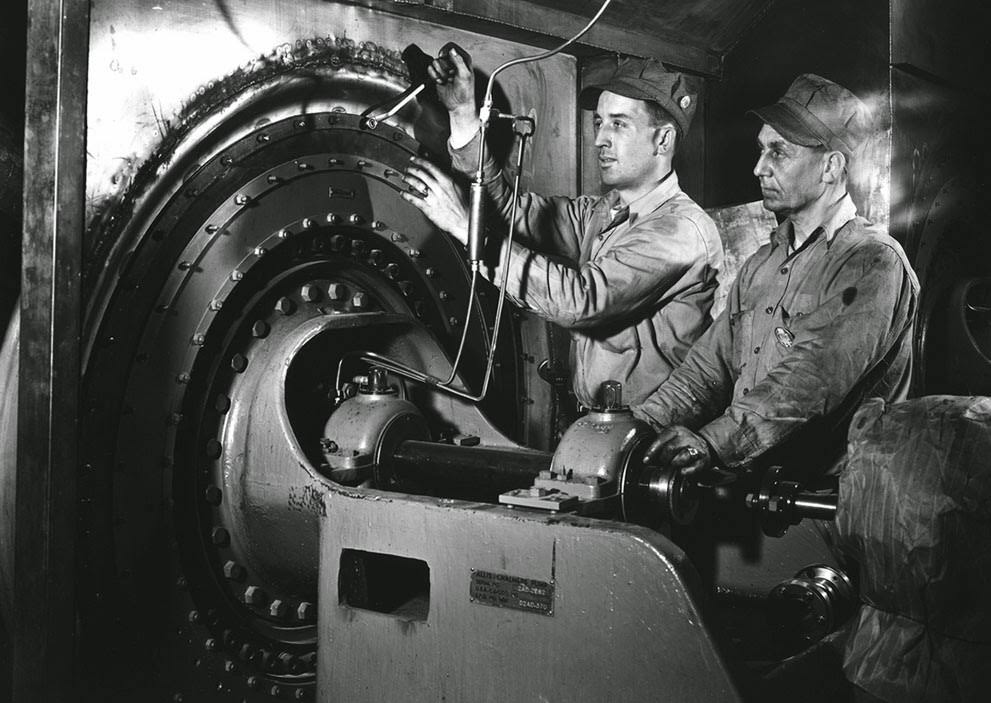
390,440 -> 551,491
792,493 -> 838,520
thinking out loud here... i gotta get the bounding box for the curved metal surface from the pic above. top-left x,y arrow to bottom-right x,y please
72,44 -> 538,699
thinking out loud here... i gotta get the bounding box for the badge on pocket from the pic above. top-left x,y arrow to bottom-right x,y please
774,326 -> 795,349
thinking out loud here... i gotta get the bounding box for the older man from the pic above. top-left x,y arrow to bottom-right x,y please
637,74 -> 919,482
403,51 -> 723,409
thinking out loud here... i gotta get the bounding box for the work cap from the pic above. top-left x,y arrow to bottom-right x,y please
749,74 -> 872,157
579,57 -> 698,135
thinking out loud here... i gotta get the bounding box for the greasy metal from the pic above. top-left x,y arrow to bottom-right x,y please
14,0 -> 89,699
63,4 -> 580,696
390,440 -> 551,494
769,564 -> 856,645
622,463 -> 701,527
550,402 -> 655,484
747,466 -> 838,536
318,485 -> 741,702
321,383 -> 430,483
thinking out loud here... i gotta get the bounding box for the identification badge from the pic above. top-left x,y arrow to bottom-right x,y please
774,326 -> 795,348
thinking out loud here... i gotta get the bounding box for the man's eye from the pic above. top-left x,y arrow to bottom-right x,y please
593,119 -> 602,128
613,121 -> 626,129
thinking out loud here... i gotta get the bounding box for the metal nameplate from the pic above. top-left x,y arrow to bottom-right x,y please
470,569 -> 555,616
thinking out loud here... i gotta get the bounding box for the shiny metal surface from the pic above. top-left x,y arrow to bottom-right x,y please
550,405 -> 655,485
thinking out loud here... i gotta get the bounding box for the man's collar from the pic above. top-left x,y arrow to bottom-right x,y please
771,192 -> 858,250
598,170 -> 681,226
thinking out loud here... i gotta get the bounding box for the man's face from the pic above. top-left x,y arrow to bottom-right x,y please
753,124 -> 828,216
593,91 -> 664,192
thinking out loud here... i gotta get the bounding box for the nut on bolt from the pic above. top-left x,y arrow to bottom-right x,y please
296,601 -> 315,621
244,585 -> 268,607
223,560 -> 246,581
269,599 -> 288,618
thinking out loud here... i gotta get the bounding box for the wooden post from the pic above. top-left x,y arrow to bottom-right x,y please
15,0 -> 89,699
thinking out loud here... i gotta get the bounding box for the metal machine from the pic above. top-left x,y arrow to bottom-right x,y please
1,0 -> 988,701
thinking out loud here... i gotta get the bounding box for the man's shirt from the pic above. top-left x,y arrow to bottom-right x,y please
634,194 -> 919,472
451,132 -> 723,408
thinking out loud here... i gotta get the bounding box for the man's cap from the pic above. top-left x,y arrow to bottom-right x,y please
749,74 -> 873,157
579,57 -> 698,135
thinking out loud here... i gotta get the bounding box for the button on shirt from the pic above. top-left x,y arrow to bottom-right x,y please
450,133 -> 724,408
634,194 -> 919,470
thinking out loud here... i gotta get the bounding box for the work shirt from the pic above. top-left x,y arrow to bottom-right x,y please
450,133 -> 723,408
634,194 -> 919,473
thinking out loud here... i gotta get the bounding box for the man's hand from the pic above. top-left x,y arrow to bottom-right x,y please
643,426 -> 735,487
402,157 -> 470,246
428,47 -> 477,146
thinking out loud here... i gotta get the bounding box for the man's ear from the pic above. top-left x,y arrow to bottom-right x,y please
655,123 -> 676,155
822,150 -> 847,184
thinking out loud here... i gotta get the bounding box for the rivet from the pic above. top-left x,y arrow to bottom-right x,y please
210,299 -> 223,311
301,284 -> 322,302
356,160 -> 368,169
173,694 -> 184,703
326,213 -> 341,225
330,234 -> 346,251
230,270 -> 243,281
270,685 -> 283,698
215,394 -> 232,413
327,283 -> 347,300
438,290 -> 449,301
204,485 -> 223,505
211,527 -> 230,547
205,224 -> 219,234
368,249 -> 383,265
383,168 -> 397,178
296,601 -> 315,621
234,194 -> 250,205
425,267 -> 437,278
348,214 -> 364,225
448,316 -> 459,326
244,586 -> 268,607
187,609 -> 201,624
278,229 -> 291,239
223,560 -> 246,581
176,372 -> 191,384
256,133 -> 270,143
267,174 -> 281,184
246,675 -> 260,690
385,263 -> 400,279
252,320 -> 270,338
221,156 -> 234,166
328,157 -> 341,165
269,599 -> 288,618
351,292 -> 368,309
407,248 -> 420,258
294,688 -> 308,700
231,354 -> 248,372
297,162 -> 311,171
205,438 -> 223,459
390,232 -> 404,242
239,643 -> 256,662
276,297 -> 296,315
224,660 -> 237,673
302,218 -> 315,229
178,261 -> 192,271
205,637 -> 222,652
351,239 -> 366,255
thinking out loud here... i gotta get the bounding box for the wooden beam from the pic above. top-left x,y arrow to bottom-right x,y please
353,0 -> 723,76
14,0 -> 90,699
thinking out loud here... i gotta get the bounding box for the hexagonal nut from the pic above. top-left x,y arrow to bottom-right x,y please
269,599 -> 288,618
300,283 -> 322,303
244,585 -> 268,607
296,601 -> 315,621
275,297 -> 296,315
327,282 -> 347,301
351,292 -> 368,309
223,560 -> 246,582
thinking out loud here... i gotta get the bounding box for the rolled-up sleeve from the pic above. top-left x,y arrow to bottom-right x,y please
698,243 -> 916,468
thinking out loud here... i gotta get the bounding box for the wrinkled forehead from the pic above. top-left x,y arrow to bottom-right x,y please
594,90 -> 651,119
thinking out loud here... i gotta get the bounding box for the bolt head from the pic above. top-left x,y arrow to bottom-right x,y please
269,599 -> 288,618
300,284 -> 322,302
327,283 -> 347,300
211,527 -> 230,547
223,560 -> 245,581
276,297 -> 296,315
244,585 -> 268,606
296,601 -> 315,621
351,292 -> 367,309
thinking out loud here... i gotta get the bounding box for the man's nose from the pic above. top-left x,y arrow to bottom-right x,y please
753,152 -> 770,178
594,126 -> 610,149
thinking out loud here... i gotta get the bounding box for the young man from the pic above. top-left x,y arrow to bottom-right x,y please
403,52 -> 723,409
636,74 -> 919,483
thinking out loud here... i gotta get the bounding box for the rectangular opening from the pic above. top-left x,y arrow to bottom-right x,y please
338,549 -> 430,621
